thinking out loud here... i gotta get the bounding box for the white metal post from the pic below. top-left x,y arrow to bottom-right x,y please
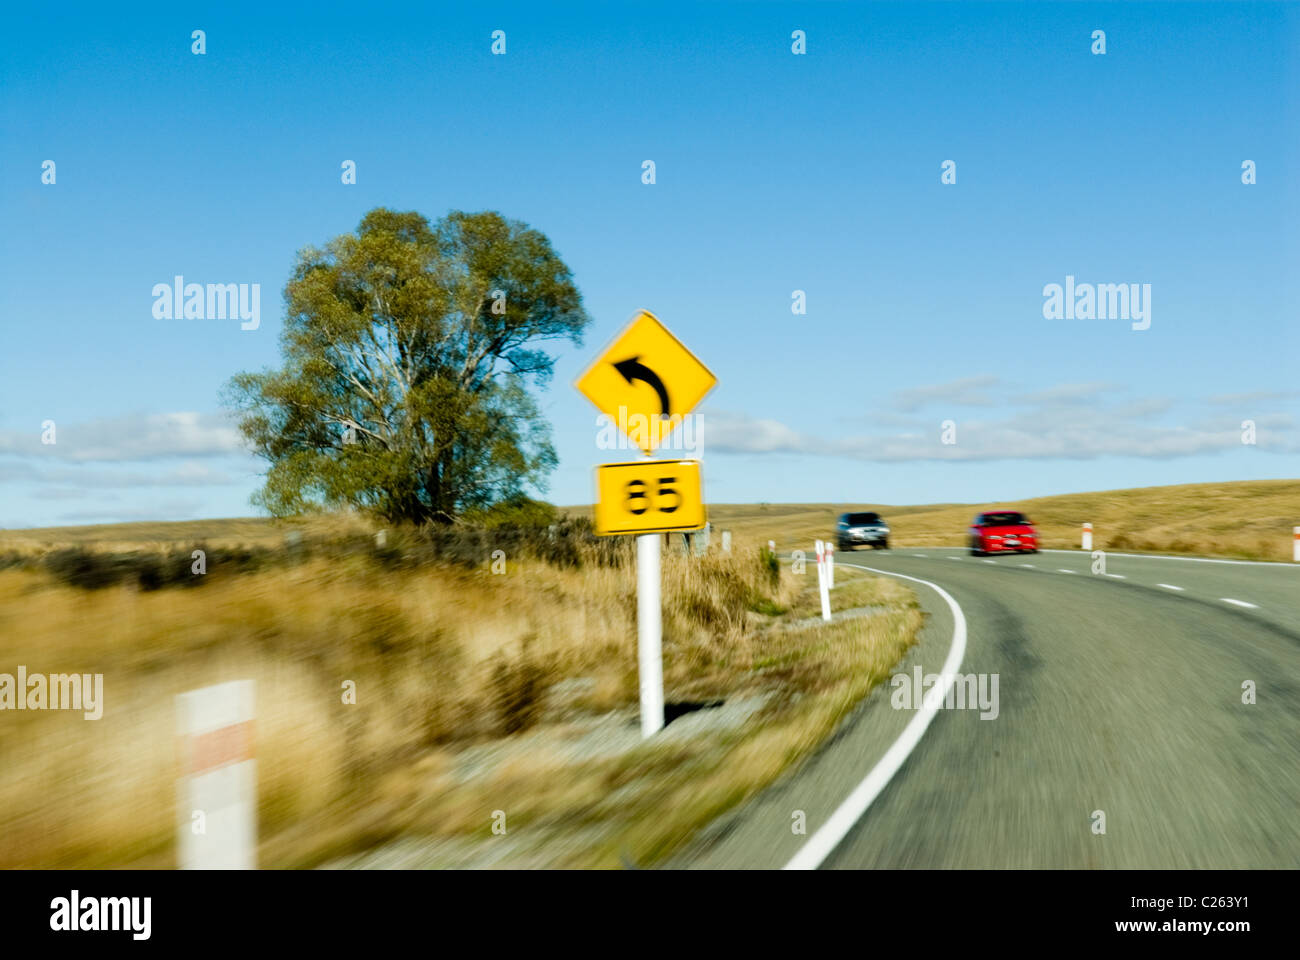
815,540 -> 831,621
176,679 -> 256,869
1082,522 -> 1093,552
637,532 -> 664,737
827,541 -> 835,588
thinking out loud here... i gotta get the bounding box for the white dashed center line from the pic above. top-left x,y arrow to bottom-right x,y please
1221,598 -> 1258,609
1104,574 -> 1126,579
1057,568 -> 1075,574
1157,583 -> 1184,591
1019,563 -> 1034,568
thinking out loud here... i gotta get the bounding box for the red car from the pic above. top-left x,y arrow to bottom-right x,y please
969,510 -> 1038,555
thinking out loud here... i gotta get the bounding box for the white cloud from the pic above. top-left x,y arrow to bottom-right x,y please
0,412 -> 245,462
1207,390 -> 1300,406
0,414 -> 250,521
21,461 -> 237,493
700,411 -> 822,454
1012,382 -> 1118,406
702,385 -> 1300,463
892,375 -> 1001,412
54,500 -> 206,524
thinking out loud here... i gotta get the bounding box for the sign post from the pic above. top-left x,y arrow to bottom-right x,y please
576,310 -> 717,738
637,532 -> 663,736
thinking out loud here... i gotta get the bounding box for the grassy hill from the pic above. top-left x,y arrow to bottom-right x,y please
3,479 -> 1295,561
0,512 -> 372,553
698,479 -> 1300,562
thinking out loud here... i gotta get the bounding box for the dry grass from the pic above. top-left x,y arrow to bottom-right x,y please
0,512 -> 372,555
784,566 -> 896,620
0,523 -> 920,869
691,479 -> 1300,562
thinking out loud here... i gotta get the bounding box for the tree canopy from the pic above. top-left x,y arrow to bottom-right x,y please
224,208 -> 591,524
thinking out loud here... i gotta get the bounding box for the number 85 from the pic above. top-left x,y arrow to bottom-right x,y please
625,477 -> 680,515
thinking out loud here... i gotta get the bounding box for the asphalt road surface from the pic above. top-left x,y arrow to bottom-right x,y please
681,547 -> 1300,869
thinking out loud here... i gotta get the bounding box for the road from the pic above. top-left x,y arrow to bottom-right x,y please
681,547 -> 1300,869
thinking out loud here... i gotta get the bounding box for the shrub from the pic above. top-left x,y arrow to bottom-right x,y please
471,495 -> 559,530
36,516 -> 624,592
760,545 -> 780,589
492,642 -> 549,736
44,548 -> 132,590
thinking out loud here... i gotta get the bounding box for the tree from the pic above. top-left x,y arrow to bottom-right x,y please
224,208 -> 592,524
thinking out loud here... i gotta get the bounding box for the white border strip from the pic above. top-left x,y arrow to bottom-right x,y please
783,563 -> 967,870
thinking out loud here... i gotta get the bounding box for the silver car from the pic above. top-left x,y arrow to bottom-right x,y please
837,511 -> 890,550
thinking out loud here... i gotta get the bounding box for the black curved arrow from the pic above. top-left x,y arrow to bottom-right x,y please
613,356 -> 670,415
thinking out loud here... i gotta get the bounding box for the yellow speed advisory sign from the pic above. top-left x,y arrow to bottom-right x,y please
594,460 -> 705,535
574,311 -> 717,454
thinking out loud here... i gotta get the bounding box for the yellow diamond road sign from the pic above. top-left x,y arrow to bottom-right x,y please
574,310 -> 717,454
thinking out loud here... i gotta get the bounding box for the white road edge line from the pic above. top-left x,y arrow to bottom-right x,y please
783,562 -> 967,871
887,548 -> 1295,568
1104,574 -> 1126,579
1221,598 -> 1258,609
1156,583 -> 1184,591
1040,549 -> 1297,568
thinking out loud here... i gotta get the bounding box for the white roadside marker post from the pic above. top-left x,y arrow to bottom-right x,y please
721,530 -> 732,554
176,679 -> 256,869
827,541 -> 835,588
1294,526 -> 1299,563
637,532 -> 664,737
1082,522 -> 1093,552
815,540 -> 831,621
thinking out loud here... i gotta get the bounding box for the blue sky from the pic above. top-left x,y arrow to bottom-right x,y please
2,1 -> 1297,527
